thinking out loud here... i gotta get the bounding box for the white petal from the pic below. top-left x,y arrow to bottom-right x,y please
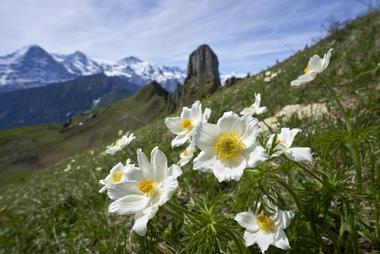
132,206 -> 159,236
240,107 -> 255,116
256,231 -> 275,253
216,111 -> 240,132
278,128 -> 301,148
107,182 -> 140,200
286,147 -> 313,162
193,151 -> 215,172
202,107 -> 212,122
274,229 -> 291,250
256,106 -> 268,115
321,48 -> 333,71
291,72 -> 317,86
235,211 -> 258,231
132,213 -> 150,236
168,164 -> 182,178
308,55 -> 323,72
124,167 -> 143,181
231,115 -> 249,137
108,195 -> 149,215
180,107 -> 191,118
244,230 -> 259,247
165,117 -> 184,135
190,100 -> 202,121
110,162 -> 125,173
212,156 -> 246,182
273,210 -> 295,229
151,147 -> 168,182
254,93 -> 262,107
194,123 -> 219,153
137,149 -> 154,178
157,176 -> 178,206
171,133 -> 190,148
247,145 -> 269,168
240,119 -> 260,148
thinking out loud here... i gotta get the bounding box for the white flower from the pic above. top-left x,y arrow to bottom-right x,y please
263,77 -> 271,82
105,132 -> 136,155
64,164 -> 71,172
270,72 -> 278,79
291,48 -> 333,87
240,93 -> 268,116
107,147 -> 182,236
99,159 -> 138,193
193,112 -> 268,182
165,100 -> 211,148
267,128 -> 313,162
178,142 -> 196,166
265,71 -> 271,76
235,205 -> 294,253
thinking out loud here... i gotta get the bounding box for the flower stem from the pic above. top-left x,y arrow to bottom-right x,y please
317,74 -> 362,191
261,119 -> 274,133
274,177 -> 302,210
293,160 -> 323,184
166,201 -> 208,223
215,224 -> 249,254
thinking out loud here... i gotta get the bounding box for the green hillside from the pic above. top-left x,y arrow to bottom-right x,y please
0,81 -> 174,185
1,10 -> 380,253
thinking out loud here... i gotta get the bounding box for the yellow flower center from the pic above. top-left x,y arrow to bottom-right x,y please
304,66 -> 310,74
181,149 -> 189,156
214,132 -> 244,162
181,119 -> 193,131
256,215 -> 275,233
115,139 -> 122,147
111,171 -> 124,184
138,179 -> 158,196
275,139 -> 285,145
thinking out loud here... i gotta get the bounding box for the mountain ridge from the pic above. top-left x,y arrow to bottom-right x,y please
0,45 -> 186,92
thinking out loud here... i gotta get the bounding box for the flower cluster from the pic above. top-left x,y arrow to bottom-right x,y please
100,148 -> 182,236
99,48 -> 335,253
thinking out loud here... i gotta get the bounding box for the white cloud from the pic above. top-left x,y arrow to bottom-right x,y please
0,0 -> 367,73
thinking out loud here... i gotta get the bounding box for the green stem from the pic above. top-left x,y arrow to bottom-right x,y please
166,201 -> 208,223
215,224 -> 248,254
261,119 -> 274,133
317,74 -> 362,191
293,160 -> 323,184
274,177 -> 302,211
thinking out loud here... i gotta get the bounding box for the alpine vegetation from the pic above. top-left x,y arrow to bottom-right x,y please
96,45 -> 379,253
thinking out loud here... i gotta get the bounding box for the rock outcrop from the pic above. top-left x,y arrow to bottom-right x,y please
173,44 -> 221,106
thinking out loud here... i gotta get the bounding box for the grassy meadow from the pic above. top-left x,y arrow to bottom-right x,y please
0,10 -> 380,253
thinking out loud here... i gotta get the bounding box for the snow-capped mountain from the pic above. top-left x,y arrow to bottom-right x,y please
103,56 -> 186,92
0,45 -> 186,92
53,51 -> 104,76
0,45 -> 75,87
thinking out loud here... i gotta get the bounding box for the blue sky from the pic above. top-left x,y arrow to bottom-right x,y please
0,0 -> 369,73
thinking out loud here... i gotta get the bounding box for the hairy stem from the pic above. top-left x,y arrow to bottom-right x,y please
274,177 -> 302,211
317,74 -> 362,191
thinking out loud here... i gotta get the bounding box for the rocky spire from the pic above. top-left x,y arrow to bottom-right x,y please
173,44 -> 221,106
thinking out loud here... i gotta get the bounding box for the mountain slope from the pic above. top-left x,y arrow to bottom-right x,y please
0,10 -> 379,253
0,80 -> 175,181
